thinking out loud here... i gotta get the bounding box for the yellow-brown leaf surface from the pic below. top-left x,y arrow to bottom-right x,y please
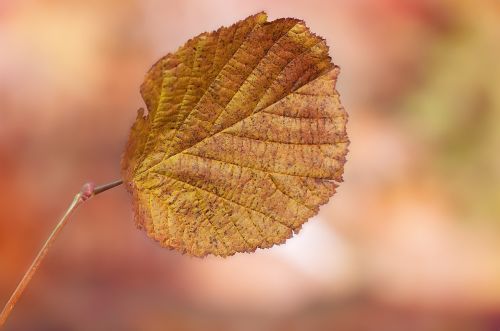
122,12 -> 349,257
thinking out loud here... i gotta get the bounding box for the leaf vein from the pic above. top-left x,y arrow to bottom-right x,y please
154,172 -> 294,231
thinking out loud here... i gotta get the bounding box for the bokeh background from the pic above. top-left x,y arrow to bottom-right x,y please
1,0 -> 500,330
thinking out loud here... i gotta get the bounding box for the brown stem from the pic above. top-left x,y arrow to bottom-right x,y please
0,179 -> 123,327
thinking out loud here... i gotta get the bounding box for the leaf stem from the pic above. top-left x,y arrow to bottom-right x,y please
0,179 -> 123,327
94,179 -> 124,195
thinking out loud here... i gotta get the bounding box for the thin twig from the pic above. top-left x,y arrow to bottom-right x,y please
0,179 -> 123,327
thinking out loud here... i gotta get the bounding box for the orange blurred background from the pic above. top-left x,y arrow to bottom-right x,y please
1,0 -> 500,330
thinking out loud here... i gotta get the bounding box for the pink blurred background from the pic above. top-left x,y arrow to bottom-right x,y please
1,0 -> 500,330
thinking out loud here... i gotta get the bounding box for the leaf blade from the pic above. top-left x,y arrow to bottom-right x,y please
122,13 -> 349,257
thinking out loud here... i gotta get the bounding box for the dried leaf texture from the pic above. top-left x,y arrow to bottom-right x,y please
122,12 -> 349,257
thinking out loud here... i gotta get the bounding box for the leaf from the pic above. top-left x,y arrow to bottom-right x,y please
121,12 -> 349,257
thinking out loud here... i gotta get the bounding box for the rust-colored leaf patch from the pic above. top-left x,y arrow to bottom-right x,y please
121,12 -> 349,257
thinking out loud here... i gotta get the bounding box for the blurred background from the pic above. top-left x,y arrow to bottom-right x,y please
1,0 -> 499,330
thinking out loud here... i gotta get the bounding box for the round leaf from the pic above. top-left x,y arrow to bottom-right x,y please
122,12 -> 349,257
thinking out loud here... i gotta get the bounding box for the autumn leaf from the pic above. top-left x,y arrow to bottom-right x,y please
121,12 -> 349,257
